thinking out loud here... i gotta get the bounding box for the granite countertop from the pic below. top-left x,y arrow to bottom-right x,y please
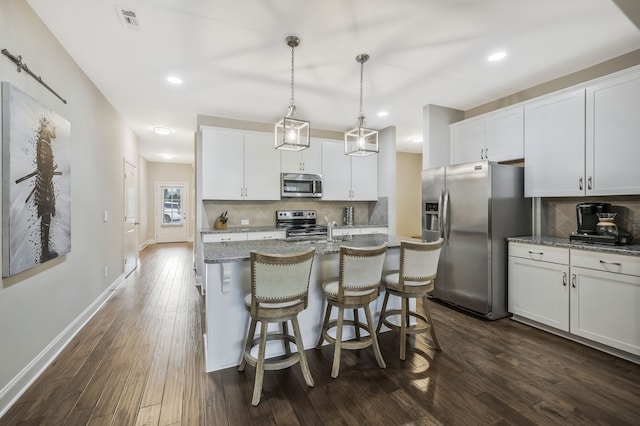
203,234 -> 412,264
507,236 -> 640,257
201,224 -> 387,234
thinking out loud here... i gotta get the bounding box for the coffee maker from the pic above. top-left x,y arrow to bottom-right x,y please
569,202 -> 633,245
575,203 -> 611,235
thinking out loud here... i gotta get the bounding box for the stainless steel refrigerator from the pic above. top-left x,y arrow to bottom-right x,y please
422,160 -> 530,319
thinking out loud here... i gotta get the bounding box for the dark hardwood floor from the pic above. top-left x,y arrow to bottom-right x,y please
2,242 -> 639,425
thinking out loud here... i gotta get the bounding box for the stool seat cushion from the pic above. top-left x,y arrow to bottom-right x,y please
244,293 -> 302,309
383,272 -> 433,290
322,279 -> 377,299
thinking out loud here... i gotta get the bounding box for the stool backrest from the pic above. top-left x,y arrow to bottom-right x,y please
398,238 -> 443,291
338,243 -> 388,300
250,248 -> 315,314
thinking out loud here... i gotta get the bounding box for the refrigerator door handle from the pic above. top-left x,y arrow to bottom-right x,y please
438,190 -> 444,239
443,190 -> 451,244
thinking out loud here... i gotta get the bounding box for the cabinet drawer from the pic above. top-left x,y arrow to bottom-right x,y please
509,243 -> 569,264
248,231 -> 286,241
202,233 -> 247,243
361,227 -> 388,235
570,249 -> 640,277
333,228 -> 361,236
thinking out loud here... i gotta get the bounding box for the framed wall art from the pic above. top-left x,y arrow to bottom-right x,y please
2,82 -> 71,277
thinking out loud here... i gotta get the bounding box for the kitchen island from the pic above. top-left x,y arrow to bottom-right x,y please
201,234 -> 411,372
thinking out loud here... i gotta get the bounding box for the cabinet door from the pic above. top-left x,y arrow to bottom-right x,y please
570,266 -> 640,355
586,68 -> 640,196
201,128 -> 244,200
302,139 -> 323,174
247,230 -> 286,240
350,154 -> 378,201
321,140 -> 351,200
280,149 -> 303,173
202,232 -> 247,243
484,106 -> 524,162
450,118 -> 484,165
244,132 -> 281,200
508,256 -> 569,331
524,89 -> 585,197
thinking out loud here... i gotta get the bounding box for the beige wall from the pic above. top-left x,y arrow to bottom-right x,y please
145,162 -> 195,243
396,152 -> 423,238
0,0 -> 139,411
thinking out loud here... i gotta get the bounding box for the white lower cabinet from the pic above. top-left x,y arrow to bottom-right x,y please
247,230 -> 286,240
508,242 -> 640,357
202,233 -> 248,243
569,250 -> 640,355
508,244 -> 569,331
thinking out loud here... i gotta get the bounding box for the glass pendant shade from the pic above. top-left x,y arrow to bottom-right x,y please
275,35 -> 310,151
345,116 -> 378,156
345,53 -> 378,156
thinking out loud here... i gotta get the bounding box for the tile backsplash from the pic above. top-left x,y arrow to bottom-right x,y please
202,198 -> 388,229
543,195 -> 640,239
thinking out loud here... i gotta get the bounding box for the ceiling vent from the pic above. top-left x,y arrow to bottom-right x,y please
116,6 -> 140,31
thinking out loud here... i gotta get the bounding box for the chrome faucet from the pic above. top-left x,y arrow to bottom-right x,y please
325,217 -> 337,243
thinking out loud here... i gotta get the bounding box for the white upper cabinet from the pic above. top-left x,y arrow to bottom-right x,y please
524,66 -> 640,197
280,137 -> 322,174
484,106 -> 524,162
524,89 -> 586,197
201,127 -> 245,200
243,131 -> 281,200
585,68 -> 640,196
201,127 -> 280,200
321,140 -> 378,201
450,105 -> 524,165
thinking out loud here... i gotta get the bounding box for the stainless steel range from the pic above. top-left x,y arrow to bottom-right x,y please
276,210 -> 327,239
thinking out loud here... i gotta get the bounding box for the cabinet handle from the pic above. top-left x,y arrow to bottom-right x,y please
562,272 -> 567,286
599,260 -> 621,267
528,250 -> 544,255
480,148 -> 484,159
221,237 -> 231,241
587,176 -> 592,190
578,177 -> 583,190
571,274 -> 576,288
485,148 -> 488,159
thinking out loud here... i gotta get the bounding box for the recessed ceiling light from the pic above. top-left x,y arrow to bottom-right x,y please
411,137 -> 423,143
487,51 -> 507,62
167,76 -> 183,85
161,153 -> 175,159
377,111 -> 388,117
152,126 -> 172,135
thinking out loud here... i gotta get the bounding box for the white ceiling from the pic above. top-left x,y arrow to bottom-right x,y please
26,0 -> 640,164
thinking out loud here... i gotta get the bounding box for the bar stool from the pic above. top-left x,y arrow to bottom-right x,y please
238,247 -> 315,406
376,238 -> 443,360
315,243 -> 388,378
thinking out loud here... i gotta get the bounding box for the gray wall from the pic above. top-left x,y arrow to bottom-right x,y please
0,0 -> 139,413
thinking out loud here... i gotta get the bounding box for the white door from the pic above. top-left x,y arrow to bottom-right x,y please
124,160 -> 138,277
156,183 -> 188,243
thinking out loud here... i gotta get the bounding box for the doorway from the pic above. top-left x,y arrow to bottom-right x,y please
124,160 -> 138,277
155,182 -> 188,243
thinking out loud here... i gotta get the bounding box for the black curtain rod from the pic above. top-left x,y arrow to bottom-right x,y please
2,48 -> 67,104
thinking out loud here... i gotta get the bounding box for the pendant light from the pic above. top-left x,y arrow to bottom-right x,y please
345,53 -> 378,156
275,35 -> 310,151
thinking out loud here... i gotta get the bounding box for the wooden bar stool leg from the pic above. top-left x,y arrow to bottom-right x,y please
353,309 -> 361,340
365,304 -> 386,369
252,321 -> 268,406
423,296 -> 441,351
331,307 -> 345,378
292,316 -> 314,387
316,303 -> 332,349
238,318 -> 257,372
282,321 -> 291,356
376,292 -> 390,333
400,297 -> 408,360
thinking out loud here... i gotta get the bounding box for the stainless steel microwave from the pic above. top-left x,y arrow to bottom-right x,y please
281,173 -> 323,198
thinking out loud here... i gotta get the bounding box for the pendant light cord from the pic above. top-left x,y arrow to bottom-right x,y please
359,58 -> 364,118
290,43 -> 295,108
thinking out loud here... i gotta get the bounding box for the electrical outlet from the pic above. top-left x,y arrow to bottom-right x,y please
241,219 -> 249,225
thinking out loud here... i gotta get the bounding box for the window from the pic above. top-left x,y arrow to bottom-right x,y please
162,187 -> 182,225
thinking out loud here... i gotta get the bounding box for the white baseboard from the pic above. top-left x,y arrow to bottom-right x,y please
138,239 -> 155,251
0,273 -> 125,418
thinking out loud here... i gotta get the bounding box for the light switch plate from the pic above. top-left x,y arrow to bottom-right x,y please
104,211 -> 108,222
241,219 -> 249,225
